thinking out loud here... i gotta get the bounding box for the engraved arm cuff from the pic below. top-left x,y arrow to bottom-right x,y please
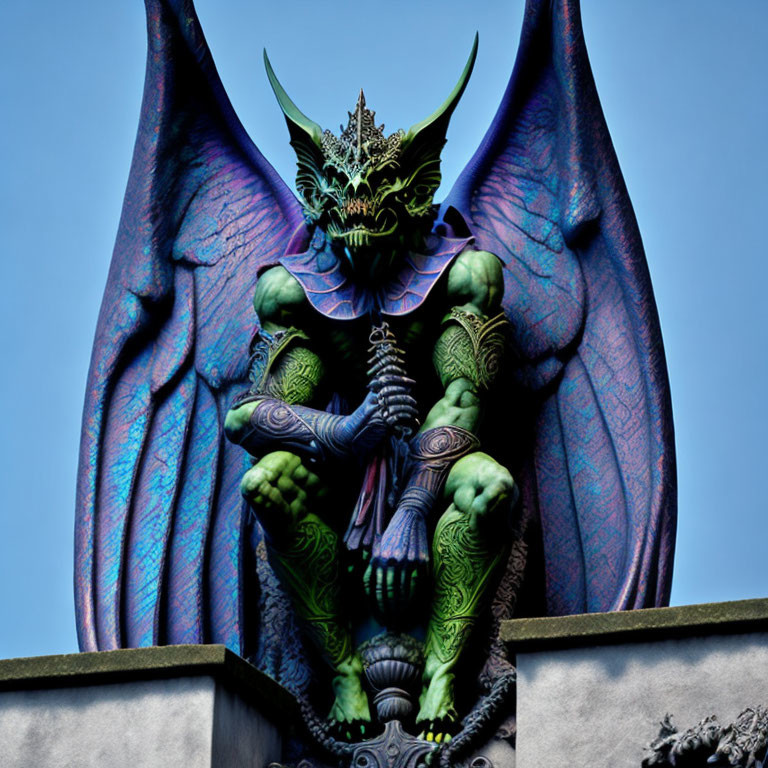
397,425 -> 480,517
238,394 -> 381,462
433,308 -> 508,391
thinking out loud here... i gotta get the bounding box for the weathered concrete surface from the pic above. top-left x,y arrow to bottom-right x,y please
213,680 -> 282,768
515,630 -> 768,768
502,597 -> 768,650
0,646 -> 284,768
0,676 -> 216,767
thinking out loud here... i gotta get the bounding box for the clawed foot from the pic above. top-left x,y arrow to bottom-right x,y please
327,718 -> 371,743
417,667 -> 458,745
327,657 -> 372,742
420,723 -> 455,744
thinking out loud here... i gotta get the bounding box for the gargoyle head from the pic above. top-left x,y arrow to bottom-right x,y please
265,37 -> 477,252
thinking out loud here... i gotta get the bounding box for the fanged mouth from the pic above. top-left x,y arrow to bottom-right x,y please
326,201 -> 398,248
326,221 -> 398,249
343,198 -> 373,217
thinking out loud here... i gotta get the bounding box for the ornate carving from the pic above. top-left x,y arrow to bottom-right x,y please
367,323 -> 419,438
242,394 -> 384,461
643,708 -> 768,768
360,633 -> 424,723
247,327 -> 323,405
717,709 -> 768,767
396,426 -> 481,516
321,91 -> 404,176
350,721 -> 436,768
79,6 -> 676,768
433,310 -> 508,391
269,517 -> 350,667
426,508 -> 504,668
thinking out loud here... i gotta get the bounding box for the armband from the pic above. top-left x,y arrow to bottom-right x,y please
248,327 -> 323,405
432,309 -> 508,391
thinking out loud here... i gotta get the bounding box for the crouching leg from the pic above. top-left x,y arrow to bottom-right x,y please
242,450 -> 371,730
417,451 -> 517,738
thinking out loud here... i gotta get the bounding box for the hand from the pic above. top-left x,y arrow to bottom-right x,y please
369,375 -> 419,436
335,390 -> 388,456
364,505 -> 429,620
240,451 -> 326,542
445,452 -> 518,534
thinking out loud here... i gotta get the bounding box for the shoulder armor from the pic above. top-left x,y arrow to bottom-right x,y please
434,309 -> 509,391
249,327 -> 310,391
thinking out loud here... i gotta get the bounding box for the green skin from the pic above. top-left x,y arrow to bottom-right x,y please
225,248 -> 515,739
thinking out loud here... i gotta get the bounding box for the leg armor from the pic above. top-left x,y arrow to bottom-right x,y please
418,452 -> 517,731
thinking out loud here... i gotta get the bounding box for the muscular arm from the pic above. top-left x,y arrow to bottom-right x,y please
225,267 -> 388,462
225,266 -> 322,443
368,249 -> 507,591
421,249 -> 505,433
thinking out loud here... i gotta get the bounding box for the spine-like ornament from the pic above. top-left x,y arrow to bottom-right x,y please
367,323 -> 420,438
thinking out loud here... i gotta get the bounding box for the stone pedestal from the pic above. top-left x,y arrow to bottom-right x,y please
0,645 -> 293,768
502,598 -> 768,768
1,599 -> 766,767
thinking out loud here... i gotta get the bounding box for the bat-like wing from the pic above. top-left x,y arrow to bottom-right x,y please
443,0 -> 676,613
75,0 -> 306,658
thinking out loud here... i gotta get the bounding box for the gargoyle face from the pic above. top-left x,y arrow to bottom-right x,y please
297,92 -> 439,249
265,38 -> 477,251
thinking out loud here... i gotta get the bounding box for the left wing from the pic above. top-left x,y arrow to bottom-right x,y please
75,0 -> 306,663
442,0 -> 676,614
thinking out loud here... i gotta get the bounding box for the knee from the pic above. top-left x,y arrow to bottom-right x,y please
445,452 -> 517,527
241,451 -> 312,536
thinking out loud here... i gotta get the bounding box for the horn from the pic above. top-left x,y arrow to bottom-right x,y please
264,50 -> 324,146
402,33 -> 478,148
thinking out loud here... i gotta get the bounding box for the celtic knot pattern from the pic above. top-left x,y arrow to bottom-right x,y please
269,517 -> 351,667
433,310 -> 508,391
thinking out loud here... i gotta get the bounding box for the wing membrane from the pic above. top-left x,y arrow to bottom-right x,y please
75,0 -> 303,652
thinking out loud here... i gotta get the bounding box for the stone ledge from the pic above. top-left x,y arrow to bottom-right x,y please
0,644 -> 298,721
500,597 -> 768,651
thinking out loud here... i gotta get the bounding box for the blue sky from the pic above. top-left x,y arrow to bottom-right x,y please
0,0 -> 766,659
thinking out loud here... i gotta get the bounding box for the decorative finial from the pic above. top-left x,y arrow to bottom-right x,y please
356,89 -> 365,162
321,91 -> 404,173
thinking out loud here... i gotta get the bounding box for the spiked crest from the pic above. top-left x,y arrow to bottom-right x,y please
321,91 -> 403,176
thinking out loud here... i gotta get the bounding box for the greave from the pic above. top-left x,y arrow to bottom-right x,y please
267,513 -> 352,668
421,504 -> 507,700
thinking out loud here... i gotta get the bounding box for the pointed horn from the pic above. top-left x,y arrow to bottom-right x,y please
264,50 -> 324,145
403,33 -> 478,147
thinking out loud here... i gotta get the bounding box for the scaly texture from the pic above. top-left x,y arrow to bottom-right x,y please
74,0 -> 304,655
